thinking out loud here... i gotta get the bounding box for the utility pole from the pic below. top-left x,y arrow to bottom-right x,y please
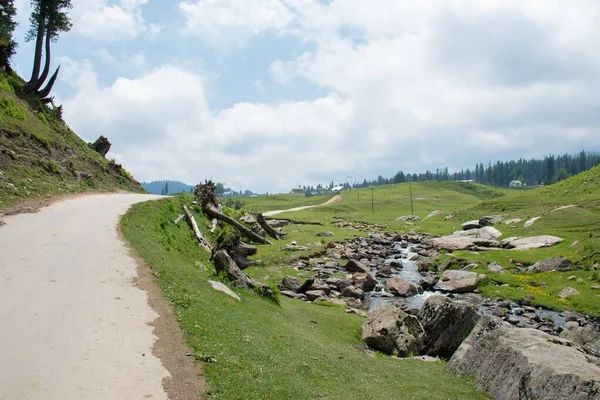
409,182 -> 414,216
371,188 -> 374,214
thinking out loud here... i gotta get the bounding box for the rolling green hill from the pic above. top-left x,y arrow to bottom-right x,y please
0,71 -> 144,213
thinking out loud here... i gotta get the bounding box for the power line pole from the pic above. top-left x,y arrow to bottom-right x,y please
371,188 -> 374,214
409,182 -> 414,216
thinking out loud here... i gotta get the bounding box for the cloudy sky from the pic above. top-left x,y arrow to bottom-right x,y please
10,0 -> 600,192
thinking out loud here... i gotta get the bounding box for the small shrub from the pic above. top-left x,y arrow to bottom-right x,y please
0,97 -> 26,120
0,75 -> 14,93
43,160 -> 61,175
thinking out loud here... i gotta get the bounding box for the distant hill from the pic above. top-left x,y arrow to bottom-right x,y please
142,180 -> 193,195
0,71 -> 144,213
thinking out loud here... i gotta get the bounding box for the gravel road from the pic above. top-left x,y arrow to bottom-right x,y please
0,194 -> 175,400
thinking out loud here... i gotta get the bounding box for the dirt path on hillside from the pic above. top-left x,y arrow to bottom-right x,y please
0,194 -> 204,400
263,194 -> 342,217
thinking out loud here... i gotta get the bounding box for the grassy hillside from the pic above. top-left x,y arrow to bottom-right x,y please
121,197 -> 489,399
0,71 -> 144,213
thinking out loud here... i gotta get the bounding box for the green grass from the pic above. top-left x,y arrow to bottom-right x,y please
121,196 -> 490,400
0,70 -> 144,212
250,170 -> 600,316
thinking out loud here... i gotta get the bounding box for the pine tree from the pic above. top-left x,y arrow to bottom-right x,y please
0,0 -> 17,72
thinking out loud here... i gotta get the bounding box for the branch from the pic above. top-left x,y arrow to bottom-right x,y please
203,202 -> 271,245
35,30 -> 52,91
183,205 -> 213,253
37,65 -> 60,99
256,213 -> 285,240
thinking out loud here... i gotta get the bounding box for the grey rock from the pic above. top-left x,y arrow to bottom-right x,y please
462,220 -> 481,230
487,262 -> 504,274
528,256 -> 572,273
280,290 -> 307,300
479,216 -> 504,226
208,280 -> 241,301
418,274 -> 439,290
354,273 -> 377,292
316,231 -> 335,237
305,290 -> 328,302
341,285 -> 364,299
476,226 -> 502,240
558,287 -> 580,299
418,295 -> 480,358
524,216 -> 541,228
428,235 -> 500,251
376,265 -> 393,278
397,215 -> 421,222
448,315 -> 600,400
506,235 -> 564,250
361,304 -> 424,357
434,270 -> 480,293
344,260 -> 369,273
278,276 -> 301,292
386,277 -> 418,297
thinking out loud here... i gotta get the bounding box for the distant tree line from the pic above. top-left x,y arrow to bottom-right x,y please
295,151 -> 600,191
355,151 -> 600,188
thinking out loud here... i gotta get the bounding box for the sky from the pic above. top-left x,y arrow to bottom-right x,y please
9,0 -> 600,192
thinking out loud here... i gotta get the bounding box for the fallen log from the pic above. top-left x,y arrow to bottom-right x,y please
174,214 -> 185,224
256,213 -> 285,240
203,202 -> 271,245
183,205 -> 213,253
232,240 -> 257,256
213,250 -> 255,289
233,254 -> 262,270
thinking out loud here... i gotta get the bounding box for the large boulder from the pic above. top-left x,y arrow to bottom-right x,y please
344,260 -> 369,273
462,220 -> 481,230
434,270 -> 481,293
418,296 -> 480,358
479,215 -> 504,226
448,315 -> 600,400
354,273 -> 377,292
528,256 -> 572,273
305,290 -> 328,302
361,304 -> 424,357
561,326 -> 600,357
558,287 -> 580,299
428,235 -> 500,251
386,277 -> 418,297
476,226 -> 502,240
505,235 -> 563,250
278,276 -> 301,292
341,285 -> 364,299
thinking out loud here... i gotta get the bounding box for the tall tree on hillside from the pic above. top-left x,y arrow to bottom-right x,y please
24,0 -> 72,98
0,0 -> 17,72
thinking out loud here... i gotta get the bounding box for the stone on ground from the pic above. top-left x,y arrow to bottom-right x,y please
462,220 -> 481,230
434,270 -> 481,293
487,262 -> 504,274
278,276 -> 302,292
505,235 -> 563,250
528,256 -> 572,273
448,315 -> 600,400
524,216 -> 541,227
423,210 -> 442,220
386,277 -> 418,297
418,295 -> 480,358
476,226 -> 502,240
344,259 -> 369,273
558,287 -> 580,299
361,304 -> 424,357
208,280 -> 241,301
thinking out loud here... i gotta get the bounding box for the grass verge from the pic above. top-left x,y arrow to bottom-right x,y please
121,196 -> 489,400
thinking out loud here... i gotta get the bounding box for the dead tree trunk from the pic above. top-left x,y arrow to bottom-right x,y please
203,202 -> 271,245
213,250 -> 255,289
256,213 -> 285,240
183,205 -> 213,253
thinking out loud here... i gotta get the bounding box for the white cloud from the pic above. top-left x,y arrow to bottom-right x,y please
59,1 -> 600,191
71,0 -> 156,41
178,0 -> 294,47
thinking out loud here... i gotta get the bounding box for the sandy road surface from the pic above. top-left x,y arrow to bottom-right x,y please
263,194 -> 341,217
0,194 -> 177,400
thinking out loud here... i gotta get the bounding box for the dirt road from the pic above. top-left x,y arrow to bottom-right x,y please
0,194 -> 193,400
263,194 -> 342,217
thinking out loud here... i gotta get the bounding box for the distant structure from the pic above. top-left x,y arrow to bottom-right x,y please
509,180 -> 523,188
331,185 -> 344,192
